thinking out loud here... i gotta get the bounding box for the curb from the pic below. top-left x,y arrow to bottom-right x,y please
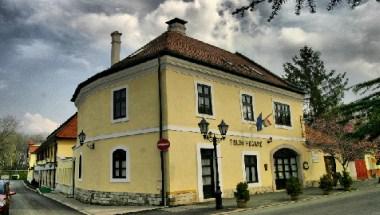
40,192 -> 90,215
22,181 -> 38,193
22,181 -> 88,215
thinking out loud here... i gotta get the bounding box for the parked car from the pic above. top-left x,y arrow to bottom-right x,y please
0,181 -> 16,215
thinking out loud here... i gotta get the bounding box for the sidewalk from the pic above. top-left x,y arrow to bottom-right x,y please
149,178 -> 380,215
29,178 -> 380,215
41,191 -> 161,215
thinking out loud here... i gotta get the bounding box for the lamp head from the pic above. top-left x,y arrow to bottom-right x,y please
198,118 -> 209,138
78,130 -> 86,145
218,120 -> 228,137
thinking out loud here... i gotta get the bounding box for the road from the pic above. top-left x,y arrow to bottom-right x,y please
236,188 -> 380,215
9,180 -> 82,215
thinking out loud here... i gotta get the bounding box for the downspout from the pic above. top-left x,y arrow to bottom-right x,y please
158,56 -> 166,206
72,157 -> 75,197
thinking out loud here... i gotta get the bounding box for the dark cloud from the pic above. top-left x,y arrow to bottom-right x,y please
0,0 -> 378,133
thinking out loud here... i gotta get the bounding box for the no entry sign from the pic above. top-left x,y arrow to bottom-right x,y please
157,138 -> 170,151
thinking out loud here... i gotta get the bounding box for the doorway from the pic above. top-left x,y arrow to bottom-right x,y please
200,148 -> 215,199
273,148 -> 299,190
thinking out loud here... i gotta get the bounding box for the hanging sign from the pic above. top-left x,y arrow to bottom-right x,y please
157,138 -> 170,152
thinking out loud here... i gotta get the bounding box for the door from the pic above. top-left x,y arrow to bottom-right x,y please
324,156 -> 337,175
201,149 -> 215,199
355,159 -> 368,180
274,148 -> 298,190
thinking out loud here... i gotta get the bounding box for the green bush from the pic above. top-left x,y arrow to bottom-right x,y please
38,186 -> 52,193
234,182 -> 250,201
319,174 -> 333,192
339,171 -> 353,191
18,171 -> 28,180
286,177 -> 302,197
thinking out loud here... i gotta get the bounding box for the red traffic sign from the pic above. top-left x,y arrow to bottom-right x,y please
157,138 -> 170,151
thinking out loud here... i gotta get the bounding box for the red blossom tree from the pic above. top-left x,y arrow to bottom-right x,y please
306,116 -> 377,172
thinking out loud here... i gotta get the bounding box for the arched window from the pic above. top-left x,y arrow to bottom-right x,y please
112,149 -> 127,179
78,155 -> 82,179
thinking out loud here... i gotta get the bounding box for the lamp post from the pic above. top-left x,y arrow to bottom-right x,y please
198,118 -> 229,210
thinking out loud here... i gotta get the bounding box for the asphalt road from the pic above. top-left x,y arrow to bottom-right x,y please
9,180 -> 82,215
237,188 -> 380,215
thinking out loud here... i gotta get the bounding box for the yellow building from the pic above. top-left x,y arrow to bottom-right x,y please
71,18 -> 331,206
27,140 -> 39,183
35,113 -> 77,195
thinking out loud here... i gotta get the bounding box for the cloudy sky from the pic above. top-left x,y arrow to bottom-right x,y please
0,0 -> 379,135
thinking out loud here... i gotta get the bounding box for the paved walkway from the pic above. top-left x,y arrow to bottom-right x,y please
27,179 -> 380,215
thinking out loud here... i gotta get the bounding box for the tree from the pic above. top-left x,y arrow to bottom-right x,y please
306,116 -> 377,172
0,116 -> 17,144
283,46 -> 348,121
341,77 -> 380,141
233,0 -> 380,21
0,116 -> 41,170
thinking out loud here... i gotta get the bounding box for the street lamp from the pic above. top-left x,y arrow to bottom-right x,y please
78,130 -> 86,146
198,118 -> 229,210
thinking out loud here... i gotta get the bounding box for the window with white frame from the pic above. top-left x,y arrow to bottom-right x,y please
241,94 -> 254,121
197,83 -> 213,115
244,155 -> 258,183
113,88 -> 127,120
274,102 -> 291,126
112,149 -> 127,179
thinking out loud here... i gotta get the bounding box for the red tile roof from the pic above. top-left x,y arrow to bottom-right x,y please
28,145 -> 39,154
56,113 -> 77,138
72,28 -> 304,102
35,113 -> 77,153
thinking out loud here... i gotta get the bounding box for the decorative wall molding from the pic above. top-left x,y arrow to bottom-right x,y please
74,125 -> 305,149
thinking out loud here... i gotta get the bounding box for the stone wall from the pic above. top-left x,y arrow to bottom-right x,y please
305,180 -> 319,188
55,183 -> 73,196
74,188 -> 161,206
223,186 -> 273,198
168,190 -> 196,205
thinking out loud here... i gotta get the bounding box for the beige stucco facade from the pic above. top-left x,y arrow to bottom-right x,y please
72,56 -> 333,205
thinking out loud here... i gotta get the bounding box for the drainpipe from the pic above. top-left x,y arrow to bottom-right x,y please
158,56 -> 166,206
72,158 -> 75,197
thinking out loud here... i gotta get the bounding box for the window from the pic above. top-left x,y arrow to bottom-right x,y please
113,88 -> 127,120
197,84 -> 213,115
244,155 -> 258,183
78,155 -> 82,179
242,94 -> 254,121
274,102 -> 291,126
112,149 -> 127,179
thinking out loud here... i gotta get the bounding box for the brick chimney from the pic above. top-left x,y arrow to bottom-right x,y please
166,18 -> 187,35
110,31 -> 122,66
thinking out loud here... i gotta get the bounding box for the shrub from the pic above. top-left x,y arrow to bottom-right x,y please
234,182 -> 250,202
339,171 -> 353,191
286,177 -> 302,197
319,174 -> 333,193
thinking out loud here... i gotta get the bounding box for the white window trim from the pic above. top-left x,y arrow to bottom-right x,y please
272,98 -> 293,130
78,152 -> 83,182
111,86 -> 129,123
241,151 -> 262,187
196,143 -> 223,202
194,80 -> 216,119
240,91 -> 256,124
110,146 -> 130,183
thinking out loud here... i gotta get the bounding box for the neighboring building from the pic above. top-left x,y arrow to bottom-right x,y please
35,113 -> 77,195
27,140 -> 40,183
71,18 -> 331,206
